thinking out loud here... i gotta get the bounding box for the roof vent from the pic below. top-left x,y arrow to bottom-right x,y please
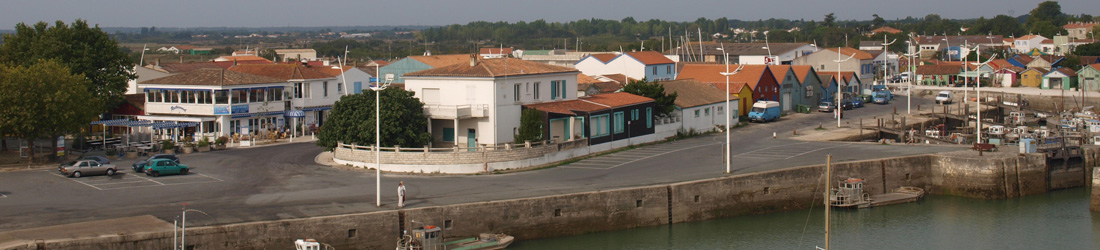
470,55 -> 477,67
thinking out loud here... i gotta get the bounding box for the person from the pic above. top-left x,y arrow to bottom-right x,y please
397,181 -> 406,208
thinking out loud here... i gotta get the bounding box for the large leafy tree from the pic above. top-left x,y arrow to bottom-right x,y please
1025,1 -> 1068,38
1075,42 -> 1100,56
0,20 -> 136,112
622,79 -> 677,118
0,60 -> 99,162
316,88 -> 432,151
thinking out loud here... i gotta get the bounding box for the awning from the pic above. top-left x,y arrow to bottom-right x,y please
91,119 -> 129,125
285,110 -> 306,118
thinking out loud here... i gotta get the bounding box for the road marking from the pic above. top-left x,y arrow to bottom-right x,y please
196,173 -> 224,182
128,174 -> 166,185
607,142 -> 720,169
731,142 -> 811,158
784,144 -> 849,159
52,173 -> 104,191
560,165 -> 612,170
0,193 -> 7,198
90,181 -> 154,186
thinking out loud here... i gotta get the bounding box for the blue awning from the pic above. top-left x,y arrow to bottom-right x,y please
91,119 -> 129,125
285,110 -> 306,118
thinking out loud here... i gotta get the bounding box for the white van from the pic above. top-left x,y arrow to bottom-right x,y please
935,91 -> 952,104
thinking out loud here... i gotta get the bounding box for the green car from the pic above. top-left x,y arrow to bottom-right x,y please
144,158 -> 189,177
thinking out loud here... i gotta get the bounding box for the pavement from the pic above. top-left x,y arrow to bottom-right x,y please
0,95 -> 966,245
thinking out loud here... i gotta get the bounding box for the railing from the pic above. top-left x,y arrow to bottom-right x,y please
334,138 -> 591,166
338,138 -> 587,153
422,104 -> 490,118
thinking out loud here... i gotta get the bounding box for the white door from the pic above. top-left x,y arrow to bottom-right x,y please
782,93 -> 791,111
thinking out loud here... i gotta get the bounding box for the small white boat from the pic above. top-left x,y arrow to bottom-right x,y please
295,239 -> 331,250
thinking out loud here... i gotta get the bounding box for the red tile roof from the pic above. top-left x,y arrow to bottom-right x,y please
1047,68 -> 1077,77
141,68 -> 285,86
826,47 -> 874,60
790,65 -> 815,83
156,62 -> 225,73
817,71 -> 858,83
676,64 -> 770,89
404,57 -> 579,78
577,74 -> 602,84
870,26 -> 902,34
916,65 -> 961,75
709,82 -> 750,95
214,55 -> 272,63
625,51 -> 674,65
1063,22 -> 1099,29
410,54 -> 474,68
768,65 -> 791,82
600,74 -> 634,84
524,92 -> 654,115
1091,63 -> 1100,72
229,64 -> 336,80
660,79 -> 736,108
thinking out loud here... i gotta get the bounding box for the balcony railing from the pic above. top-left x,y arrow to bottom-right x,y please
423,104 -> 489,119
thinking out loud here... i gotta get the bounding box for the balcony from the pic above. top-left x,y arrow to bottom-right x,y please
423,104 -> 489,119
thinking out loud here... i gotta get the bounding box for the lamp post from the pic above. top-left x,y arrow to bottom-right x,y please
179,207 -> 208,250
881,34 -> 896,87
369,76 -> 391,207
905,36 -> 923,115
835,49 -> 856,128
717,44 -> 744,174
941,37 -> 951,62
976,50 -> 996,145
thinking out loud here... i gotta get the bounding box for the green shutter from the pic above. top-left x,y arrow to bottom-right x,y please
646,108 -> 652,128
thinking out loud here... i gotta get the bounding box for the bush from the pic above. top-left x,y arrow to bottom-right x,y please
197,137 -> 210,147
161,140 -> 175,150
215,136 -> 228,146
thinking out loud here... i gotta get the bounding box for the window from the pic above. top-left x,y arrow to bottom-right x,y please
717,106 -> 723,115
323,81 -> 329,97
806,86 -> 814,97
337,82 -> 343,93
646,107 -> 652,128
705,108 -> 710,116
233,89 -> 248,104
551,81 -> 559,100
590,114 -> 610,137
514,84 -> 521,101
552,80 -> 566,99
652,67 -> 657,75
614,111 -> 624,134
534,82 -> 540,100
294,83 -> 303,98
250,88 -> 265,103
667,65 -> 671,74
145,90 -> 154,102
695,109 -> 700,117
631,110 -> 638,120
215,90 -> 228,104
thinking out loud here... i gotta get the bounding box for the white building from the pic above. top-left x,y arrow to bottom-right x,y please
574,51 -> 676,81
404,57 -> 580,147
275,49 -> 318,62
139,68 -> 290,138
660,79 -> 739,133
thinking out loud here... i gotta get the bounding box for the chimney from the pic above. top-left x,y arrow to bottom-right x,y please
233,58 -> 238,66
179,56 -> 183,63
470,55 -> 477,67
155,58 -> 160,66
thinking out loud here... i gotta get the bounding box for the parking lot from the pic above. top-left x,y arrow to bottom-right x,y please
560,139 -> 719,170
50,169 -> 224,191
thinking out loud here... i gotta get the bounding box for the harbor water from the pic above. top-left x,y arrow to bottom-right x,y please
510,188 -> 1098,250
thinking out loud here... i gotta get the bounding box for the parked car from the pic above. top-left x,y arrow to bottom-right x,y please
935,91 -> 953,104
133,154 -> 179,173
59,160 -> 117,178
840,99 -> 854,110
849,96 -> 865,108
60,155 -> 111,168
873,91 -> 891,104
144,158 -> 189,177
818,101 -> 835,112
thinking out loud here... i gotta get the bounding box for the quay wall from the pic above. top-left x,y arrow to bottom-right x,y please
1093,167 -> 1100,212
10,151 -> 1094,250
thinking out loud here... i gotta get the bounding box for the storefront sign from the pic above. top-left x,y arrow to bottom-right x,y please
214,106 -> 230,115
231,105 -> 249,114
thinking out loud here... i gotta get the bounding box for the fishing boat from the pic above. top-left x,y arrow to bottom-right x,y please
294,239 -> 331,250
828,177 -> 925,209
396,225 -> 514,250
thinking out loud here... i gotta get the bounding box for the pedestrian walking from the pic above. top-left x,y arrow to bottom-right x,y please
397,181 -> 406,208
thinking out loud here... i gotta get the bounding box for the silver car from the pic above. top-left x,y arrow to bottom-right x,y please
59,160 -> 118,178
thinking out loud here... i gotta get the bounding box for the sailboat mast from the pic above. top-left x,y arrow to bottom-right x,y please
825,154 -> 831,250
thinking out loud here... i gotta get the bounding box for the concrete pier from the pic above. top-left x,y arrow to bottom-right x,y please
1093,167 -> 1100,212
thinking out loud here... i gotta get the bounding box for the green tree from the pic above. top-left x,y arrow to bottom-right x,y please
872,14 -> 886,28
316,88 -> 432,151
621,79 -> 677,118
824,13 -> 836,27
514,109 -> 543,143
0,20 -> 136,112
1075,42 -> 1100,56
975,15 -> 1025,37
1027,1 -> 1068,27
0,60 -> 99,162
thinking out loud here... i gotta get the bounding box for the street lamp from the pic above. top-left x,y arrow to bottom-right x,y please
881,34 -> 896,86
941,37 -> 951,62
178,207 -> 209,250
369,75 -> 392,207
904,36 -> 923,115
717,44 -> 744,174
834,48 -> 856,128
975,49 -> 996,145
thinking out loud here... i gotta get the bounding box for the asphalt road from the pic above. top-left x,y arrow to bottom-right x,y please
0,95 -> 956,231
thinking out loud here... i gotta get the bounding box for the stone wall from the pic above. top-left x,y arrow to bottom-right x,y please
19,151 -> 1085,249
1092,167 -> 1100,212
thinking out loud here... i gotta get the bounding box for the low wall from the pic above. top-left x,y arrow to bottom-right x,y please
1093,167 -> 1100,212
334,132 -> 673,174
16,150 -> 1091,249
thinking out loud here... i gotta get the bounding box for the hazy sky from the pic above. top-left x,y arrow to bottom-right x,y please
2,0 -> 1098,28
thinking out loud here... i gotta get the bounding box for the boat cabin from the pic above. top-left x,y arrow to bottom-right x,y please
829,178 -> 871,208
401,226 -> 443,250
988,125 -> 1006,136
294,239 -> 323,250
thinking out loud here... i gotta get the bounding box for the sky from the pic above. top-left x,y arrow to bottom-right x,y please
2,0 -> 1098,28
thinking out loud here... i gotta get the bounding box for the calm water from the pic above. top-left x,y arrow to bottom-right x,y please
510,188 -> 1099,250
